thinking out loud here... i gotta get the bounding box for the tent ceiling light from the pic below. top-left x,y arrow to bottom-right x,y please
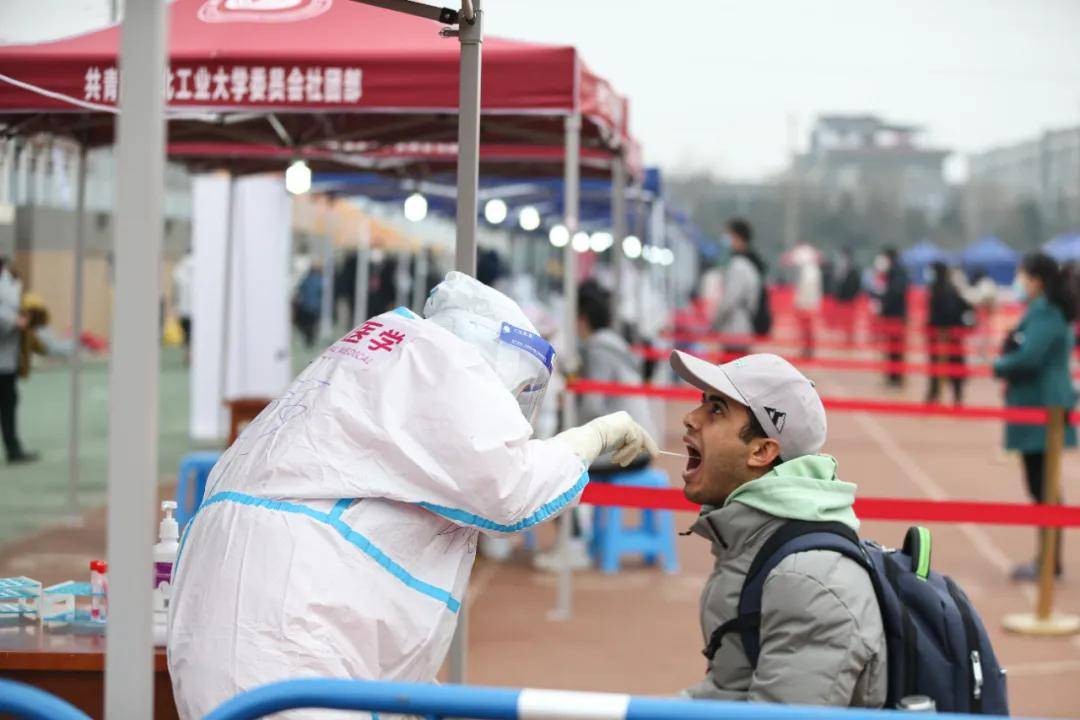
572,232 -> 591,253
285,160 -> 311,195
484,198 -> 508,225
404,192 -> 428,223
589,232 -> 613,253
519,206 -> 541,232
549,224 -> 570,248
623,235 -> 642,259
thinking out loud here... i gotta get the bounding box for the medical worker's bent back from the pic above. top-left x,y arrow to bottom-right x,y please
167,273 -> 656,719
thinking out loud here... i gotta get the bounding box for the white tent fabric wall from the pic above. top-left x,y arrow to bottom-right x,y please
223,175 -> 292,404
190,174 -> 292,441
191,174 -> 229,441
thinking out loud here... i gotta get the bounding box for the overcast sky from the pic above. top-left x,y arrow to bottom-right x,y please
4,1 -> 1080,181
487,0 -> 1080,180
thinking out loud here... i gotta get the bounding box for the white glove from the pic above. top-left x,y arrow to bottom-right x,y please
552,411 -> 660,467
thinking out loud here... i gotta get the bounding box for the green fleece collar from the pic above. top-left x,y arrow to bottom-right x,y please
723,454 -> 860,531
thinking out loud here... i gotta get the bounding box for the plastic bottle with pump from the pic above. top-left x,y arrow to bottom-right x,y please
153,500 -> 178,646
90,560 -> 108,622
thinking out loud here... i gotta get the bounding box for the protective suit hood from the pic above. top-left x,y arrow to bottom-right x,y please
424,271 -> 554,426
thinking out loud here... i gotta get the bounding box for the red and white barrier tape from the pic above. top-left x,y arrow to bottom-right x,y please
566,379 -> 1080,425
581,484 -> 1080,528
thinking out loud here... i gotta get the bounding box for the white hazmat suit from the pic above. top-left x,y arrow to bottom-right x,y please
168,272 -> 656,718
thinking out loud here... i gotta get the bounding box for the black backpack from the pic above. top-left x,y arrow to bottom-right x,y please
747,253 -> 772,336
751,281 -> 772,337
704,522 -> 1009,714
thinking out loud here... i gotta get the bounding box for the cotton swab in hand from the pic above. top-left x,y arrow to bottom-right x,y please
657,449 -> 690,459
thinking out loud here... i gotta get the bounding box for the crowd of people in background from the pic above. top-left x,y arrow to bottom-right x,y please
695,219 -> 1080,584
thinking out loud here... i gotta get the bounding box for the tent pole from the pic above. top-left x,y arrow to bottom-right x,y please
552,111 -> 581,623
411,244 -> 428,312
67,143 -> 88,514
320,233 -> 334,340
353,218 -> 370,324
105,0 -> 167,715
454,0 -> 482,276
611,154 -> 627,329
448,2 -> 483,681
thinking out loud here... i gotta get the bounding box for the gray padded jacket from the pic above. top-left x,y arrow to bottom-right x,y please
684,464 -> 887,707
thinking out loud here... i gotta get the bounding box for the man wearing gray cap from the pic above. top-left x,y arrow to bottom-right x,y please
670,350 -> 886,707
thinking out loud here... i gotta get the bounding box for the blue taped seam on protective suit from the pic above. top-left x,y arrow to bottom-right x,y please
183,491 -> 462,613
418,471 -> 589,534
391,306 -> 419,319
329,498 -> 353,520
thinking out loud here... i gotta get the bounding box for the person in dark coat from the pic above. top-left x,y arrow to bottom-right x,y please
925,262 -> 972,405
292,265 -> 324,348
831,247 -> 862,346
873,247 -> 909,387
994,253 -> 1078,581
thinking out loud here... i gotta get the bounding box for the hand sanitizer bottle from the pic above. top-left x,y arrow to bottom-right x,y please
153,500 -> 179,644
90,560 -> 107,622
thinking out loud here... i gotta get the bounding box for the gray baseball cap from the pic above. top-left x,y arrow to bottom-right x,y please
669,351 -> 827,461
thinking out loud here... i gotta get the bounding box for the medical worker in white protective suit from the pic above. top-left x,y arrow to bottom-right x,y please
168,272 -> 657,718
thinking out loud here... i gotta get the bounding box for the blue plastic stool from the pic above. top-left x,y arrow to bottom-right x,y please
176,451 -> 222,529
590,468 -> 679,574
521,529 -> 537,551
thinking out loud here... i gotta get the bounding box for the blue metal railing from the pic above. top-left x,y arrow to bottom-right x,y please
203,679 -> 1021,720
0,680 -> 90,720
0,677 -> 1031,720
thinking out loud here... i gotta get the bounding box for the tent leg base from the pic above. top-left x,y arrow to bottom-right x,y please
1003,612 -> 1080,636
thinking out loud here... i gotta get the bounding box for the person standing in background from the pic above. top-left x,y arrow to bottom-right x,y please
873,248 -> 909,388
292,264 -> 324,349
831,248 -> 862,347
955,267 -> 999,362
924,262 -> 971,406
0,257 -> 37,465
714,218 -> 765,356
994,253 -> 1077,581
172,251 -> 195,365
535,281 -> 658,571
792,245 -> 823,359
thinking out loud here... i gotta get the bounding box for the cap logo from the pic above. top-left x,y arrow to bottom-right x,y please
764,406 -> 787,433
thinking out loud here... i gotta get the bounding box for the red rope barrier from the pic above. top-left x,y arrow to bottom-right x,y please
565,379 -> 1079,425
663,330 -> 982,357
632,346 -> 1008,379
580,484 -> 1080,527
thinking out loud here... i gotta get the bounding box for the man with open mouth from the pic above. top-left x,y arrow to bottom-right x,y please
669,350 -> 887,708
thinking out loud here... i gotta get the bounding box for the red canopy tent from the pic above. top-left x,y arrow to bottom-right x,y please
0,4 -> 643,705
0,0 -> 632,153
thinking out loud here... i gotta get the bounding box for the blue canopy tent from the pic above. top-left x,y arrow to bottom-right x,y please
311,170 -> 665,237
900,240 -> 952,285
1044,233 -> 1080,263
960,236 -> 1020,285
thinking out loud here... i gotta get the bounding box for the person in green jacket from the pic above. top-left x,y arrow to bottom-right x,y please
993,253 -> 1078,581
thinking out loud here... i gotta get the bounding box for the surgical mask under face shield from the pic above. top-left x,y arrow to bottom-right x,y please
495,322 -> 555,426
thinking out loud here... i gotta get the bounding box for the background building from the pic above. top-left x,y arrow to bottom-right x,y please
967,125 -> 1080,243
797,114 -> 950,220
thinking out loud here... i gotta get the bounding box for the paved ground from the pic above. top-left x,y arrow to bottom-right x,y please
2,332 -> 1079,716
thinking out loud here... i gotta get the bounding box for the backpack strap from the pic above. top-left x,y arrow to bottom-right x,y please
702,521 -> 870,667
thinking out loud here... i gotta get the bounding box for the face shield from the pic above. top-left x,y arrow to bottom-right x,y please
495,321 -> 554,425
424,271 -> 556,426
